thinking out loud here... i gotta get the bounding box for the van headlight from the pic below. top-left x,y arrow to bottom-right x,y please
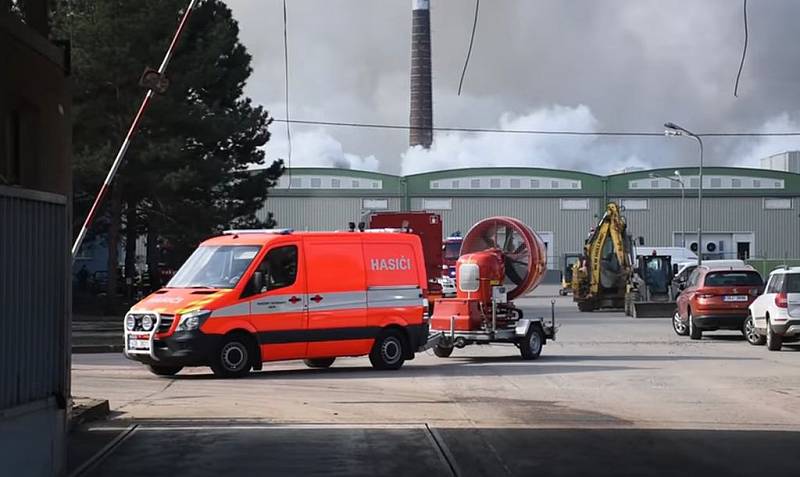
141,314 -> 155,331
125,315 -> 136,331
177,309 -> 211,331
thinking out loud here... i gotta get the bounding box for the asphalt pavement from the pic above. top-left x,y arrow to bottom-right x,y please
69,293 -> 800,476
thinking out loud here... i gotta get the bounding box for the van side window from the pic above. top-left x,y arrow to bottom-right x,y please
687,269 -> 700,287
254,245 -> 298,293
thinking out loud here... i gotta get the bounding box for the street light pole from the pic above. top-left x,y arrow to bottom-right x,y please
664,122 -> 703,266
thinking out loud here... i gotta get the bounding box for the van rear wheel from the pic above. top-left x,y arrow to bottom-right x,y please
369,329 -> 406,370
147,365 -> 183,377
210,333 -> 253,378
304,358 -> 335,368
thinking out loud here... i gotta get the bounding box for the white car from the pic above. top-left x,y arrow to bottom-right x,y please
746,267 -> 800,351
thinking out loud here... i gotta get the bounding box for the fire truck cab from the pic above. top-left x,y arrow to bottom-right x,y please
123,229 -> 431,378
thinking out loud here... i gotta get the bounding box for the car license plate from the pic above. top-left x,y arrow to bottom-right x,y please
723,295 -> 748,302
128,337 -> 150,350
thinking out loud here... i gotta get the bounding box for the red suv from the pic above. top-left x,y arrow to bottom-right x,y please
673,266 -> 764,340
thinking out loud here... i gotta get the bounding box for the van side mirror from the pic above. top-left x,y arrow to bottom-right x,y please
672,264 -> 679,275
253,271 -> 265,293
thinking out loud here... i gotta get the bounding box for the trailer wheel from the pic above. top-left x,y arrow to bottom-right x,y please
369,329 -> 406,370
210,332 -> 254,378
147,365 -> 183,377
519,325 -> 544,360
433,344 -> 453,358
304,358 -> 336,368
577,301 -> 594,312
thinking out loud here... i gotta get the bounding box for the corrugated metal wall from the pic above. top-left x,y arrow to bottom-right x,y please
260,197 -> 403,231
411,197 -> 602,265
0,189 -> 68,410
618,197 -> 800,259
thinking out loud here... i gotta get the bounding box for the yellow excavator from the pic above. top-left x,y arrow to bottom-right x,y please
571,202 -> 635,312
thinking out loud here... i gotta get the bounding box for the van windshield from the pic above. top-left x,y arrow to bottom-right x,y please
704,271 -> 763,287
166,245 -> 261,289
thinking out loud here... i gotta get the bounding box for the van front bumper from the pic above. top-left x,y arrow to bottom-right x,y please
125,330 -> 221,367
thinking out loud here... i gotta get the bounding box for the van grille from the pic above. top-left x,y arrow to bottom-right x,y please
158,314 -> 175,333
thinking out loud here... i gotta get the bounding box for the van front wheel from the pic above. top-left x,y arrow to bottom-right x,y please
210,333 -> 253,378
369,330 -> 406,370
147,365 -> 183,377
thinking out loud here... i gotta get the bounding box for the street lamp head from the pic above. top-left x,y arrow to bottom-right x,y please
674,170 -> 681,176
664,122 -> 679,130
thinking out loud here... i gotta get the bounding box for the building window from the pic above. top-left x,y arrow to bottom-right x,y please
421,198 -> 452,210
432,181 -> 439,189
310,177 -> 322,188
752,179 -> 761,188
630,182 -> 638,189
352,180 -> 360,188
331,178 -> 341,188
470,179 -> 481,188
670,180 -> 680,188
510,178 -> 520,189
572,182 -> 579,189
560,198 -> 589,210
490,178 -> 501,188
690,178 -> 700,188
372,181 -> 381,189
764,198 -> 792,210
551,181 -> 559,188
452,179 -> 459,188
651,180 -> 659,188
362,198 -> 389,210
621,199 -> 648,210
710,177 -> 722,188
774,181 -> 782,188
731,178 -> 741,188
531,179 -> 540,188
290,177 -> 302,188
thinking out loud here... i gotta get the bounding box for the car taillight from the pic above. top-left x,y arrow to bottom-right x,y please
698,293 -> 716,299
775,292 -> 788,308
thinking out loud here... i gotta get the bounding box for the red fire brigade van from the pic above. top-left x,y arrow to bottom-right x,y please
123,229 -> 431,377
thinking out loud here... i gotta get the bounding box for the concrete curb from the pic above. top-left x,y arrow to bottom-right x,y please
72,344 -> 123,354
70,398 -> 110,432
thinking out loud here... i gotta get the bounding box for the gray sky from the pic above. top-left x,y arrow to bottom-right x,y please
225,0 -> 800,175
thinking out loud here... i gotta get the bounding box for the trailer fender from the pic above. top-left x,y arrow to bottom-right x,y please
515,319 -> 542,339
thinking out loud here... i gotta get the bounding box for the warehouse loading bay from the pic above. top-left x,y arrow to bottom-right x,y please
70,287 -> 800,477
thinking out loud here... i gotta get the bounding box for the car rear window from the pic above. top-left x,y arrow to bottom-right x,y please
786,274 -> 800,293
704,271 -> 763,287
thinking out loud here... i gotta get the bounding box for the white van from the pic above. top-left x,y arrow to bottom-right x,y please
635,246 -> 698,264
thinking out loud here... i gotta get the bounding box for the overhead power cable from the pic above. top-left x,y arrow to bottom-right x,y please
271,118 -> 800,138
457,0 -> 480,96
734,0 -> 748,97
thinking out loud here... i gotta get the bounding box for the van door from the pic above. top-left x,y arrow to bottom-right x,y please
303,237 -> 368,358
246,242 -> 308,361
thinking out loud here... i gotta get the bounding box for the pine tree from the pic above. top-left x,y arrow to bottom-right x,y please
54,0 -> 283,298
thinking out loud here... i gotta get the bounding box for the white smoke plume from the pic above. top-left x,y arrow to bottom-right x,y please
736,113 -> 800,167
402,105 -> 624,175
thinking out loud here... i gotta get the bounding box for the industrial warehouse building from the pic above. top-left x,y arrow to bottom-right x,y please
260,166 -> 800,270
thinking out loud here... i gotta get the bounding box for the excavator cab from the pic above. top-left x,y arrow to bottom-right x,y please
559,253 -> 581,296
626,253 -> 675,318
